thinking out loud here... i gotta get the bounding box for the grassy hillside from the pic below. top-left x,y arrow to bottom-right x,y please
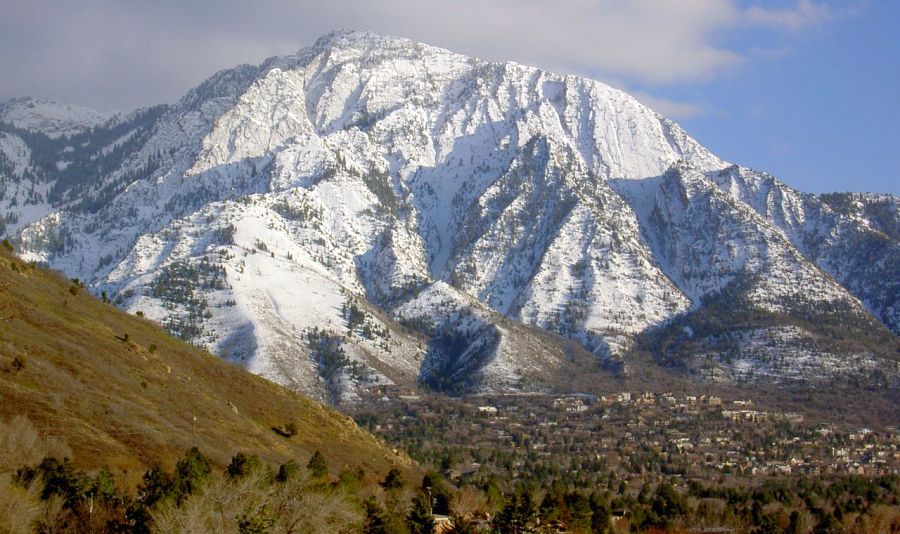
0,244 -> 412,480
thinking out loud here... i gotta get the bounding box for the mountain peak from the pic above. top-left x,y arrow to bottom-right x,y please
310,29 -> 393,49
308,29 -> 455,53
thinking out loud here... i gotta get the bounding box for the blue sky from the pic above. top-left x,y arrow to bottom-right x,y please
648,1 -> 900,195
2,0 -> 897,195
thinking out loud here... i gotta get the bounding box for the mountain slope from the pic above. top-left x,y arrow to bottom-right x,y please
709,165 -> 900,333
0,245 -> 412,476
1,30 -> 897,398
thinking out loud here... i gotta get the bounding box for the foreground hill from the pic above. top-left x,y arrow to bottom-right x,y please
0,244 -> 411,476
1,30 -> 897,401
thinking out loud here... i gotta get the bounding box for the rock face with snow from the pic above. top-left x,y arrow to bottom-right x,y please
1,31 -> 897,402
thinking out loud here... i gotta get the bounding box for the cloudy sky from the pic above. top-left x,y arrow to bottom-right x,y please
2,0 -> 898,194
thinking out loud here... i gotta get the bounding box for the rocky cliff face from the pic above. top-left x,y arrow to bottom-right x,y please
1,31 -> 897,401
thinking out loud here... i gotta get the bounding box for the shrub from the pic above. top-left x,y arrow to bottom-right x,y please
284,422 -> 298,437
272,423 -> 297,438
237,507 -> 276,533
276,461 -> 300,483
0,416 -> 44,471
227,452 -> 262,480
307,451 -> 329,478
174,447 -> 211,501
0,473 -> 41,533
9,356 -> 25,375
153,468 -> 361,534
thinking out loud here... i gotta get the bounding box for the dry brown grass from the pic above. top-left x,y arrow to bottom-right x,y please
0,247 -> 414,484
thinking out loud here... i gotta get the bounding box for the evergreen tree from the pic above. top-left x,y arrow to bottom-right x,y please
364,497 -> 402,534
381,467 -> 404,491
539,490 -> 562,522
136,465 -> 175,508
364,498 -> 387,534
590,491 -> 612,534
494,486 -> 534,534
651,482 -> 687,522
422,471 -> 452,515
516,486 -> 535,526
408,493 -> 435,534
565,492 -> 593,532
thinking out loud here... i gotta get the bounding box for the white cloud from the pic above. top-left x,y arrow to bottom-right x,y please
0,0 -> 849,110
365,0 -> 744,84
744,0 -> 836,29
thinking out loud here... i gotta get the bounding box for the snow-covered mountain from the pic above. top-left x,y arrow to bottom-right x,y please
1,31 -> 897,402
0,97 -> 115,138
